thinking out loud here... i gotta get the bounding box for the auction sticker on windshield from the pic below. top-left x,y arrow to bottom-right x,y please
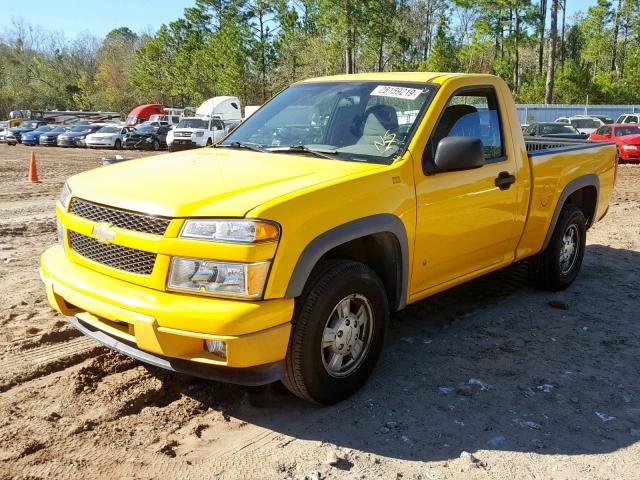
371,85 -> 423,100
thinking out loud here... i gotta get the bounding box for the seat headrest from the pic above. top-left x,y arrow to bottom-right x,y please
361,105 -> 399,136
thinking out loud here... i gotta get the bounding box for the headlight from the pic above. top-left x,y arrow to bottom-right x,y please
59,183 -> 72,210
622,145 -> 638,150
168,257 -> 270,299
146,137 -> 153,142
180,219 -> 280,243
195,131 -> 204,137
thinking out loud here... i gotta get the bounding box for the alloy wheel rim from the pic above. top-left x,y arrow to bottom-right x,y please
321,294 -> 374,378
559,224 -> 580,275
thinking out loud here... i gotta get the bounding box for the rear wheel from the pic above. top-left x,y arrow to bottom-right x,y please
529,204 -> 586,291
283,260 -> 388,404
206,138 -> 213,147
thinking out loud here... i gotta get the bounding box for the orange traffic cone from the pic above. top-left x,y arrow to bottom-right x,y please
28,151 -> 40,183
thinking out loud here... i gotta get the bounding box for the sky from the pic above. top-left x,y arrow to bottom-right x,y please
0,0 -> 196,38
0,0 -> 599,40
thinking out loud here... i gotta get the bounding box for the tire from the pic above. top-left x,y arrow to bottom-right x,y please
282,260 -> 388,404
168,145 -> 175,152
206,138 -> 212,147
529,204 -> 586,291
114,139 -> 122,150
152,140 -> 160,151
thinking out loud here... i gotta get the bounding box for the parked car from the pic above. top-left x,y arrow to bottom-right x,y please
0,121 -> 8,143
589,124 -> 640,162
57,124 -> 104,147
166,117 -> 227,152
615,113 -> 639,124
43,73 -> 616,404
124,104 -> 166,127
85,125 -> 136,150
522,122 -> 588,139
555,116 -> 603,134
148,114 -> 181,125
123,124 -> 171,150
21,125 -> 55,146
39,126 -> 71,146
573,114 -> 614,125
8,120 -> 48,144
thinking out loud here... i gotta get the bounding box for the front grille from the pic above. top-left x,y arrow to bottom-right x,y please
70,198 -> 170,236
69,231 -> 156,275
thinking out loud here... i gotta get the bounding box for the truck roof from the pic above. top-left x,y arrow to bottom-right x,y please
299,72 -> 498,85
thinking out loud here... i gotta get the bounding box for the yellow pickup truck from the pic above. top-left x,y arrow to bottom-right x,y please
41,73 -> 616,404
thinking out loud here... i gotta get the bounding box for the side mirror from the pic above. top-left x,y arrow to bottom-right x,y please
433,136 -> 484,173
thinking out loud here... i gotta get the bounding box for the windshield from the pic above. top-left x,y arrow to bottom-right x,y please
540,124 -> 578,134
572,119 -> 599,128
223,81 -> 437,163
615,126 -> 640,137
137,125 -> 158,133
19,121 -> 40,129
177,118 -> 207,129
70,125 -> 92,133
34,126 -> 51,132
50,126 -> 66,132
97,126 -> 119,134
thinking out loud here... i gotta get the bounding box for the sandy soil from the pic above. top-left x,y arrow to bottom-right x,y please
0,144 -> 639,480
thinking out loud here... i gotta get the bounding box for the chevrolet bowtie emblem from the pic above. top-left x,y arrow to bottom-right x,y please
93,223 -> 116,244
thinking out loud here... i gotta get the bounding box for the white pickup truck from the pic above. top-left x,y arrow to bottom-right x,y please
166,96 -> 241,152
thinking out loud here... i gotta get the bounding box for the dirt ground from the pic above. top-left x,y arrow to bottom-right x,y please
0,144 -> 639,480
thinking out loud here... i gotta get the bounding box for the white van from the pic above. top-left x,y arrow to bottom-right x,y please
166,97 -> 241,151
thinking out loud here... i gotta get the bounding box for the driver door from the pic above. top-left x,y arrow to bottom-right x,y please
410,85 -> 521,296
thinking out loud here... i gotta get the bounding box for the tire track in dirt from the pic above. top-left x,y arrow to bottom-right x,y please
0,337 -> 104,392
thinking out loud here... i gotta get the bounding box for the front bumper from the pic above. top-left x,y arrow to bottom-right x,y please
40,245 -> 294,384
169,139 -> 198,151
58,138 -> 84,147
620,149 -> 640,161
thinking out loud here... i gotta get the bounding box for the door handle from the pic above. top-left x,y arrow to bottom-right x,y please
495,171 -> 516,190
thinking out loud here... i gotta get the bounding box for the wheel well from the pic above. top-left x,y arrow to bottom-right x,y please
565,186 -> 597,228
316,233 -> 402,311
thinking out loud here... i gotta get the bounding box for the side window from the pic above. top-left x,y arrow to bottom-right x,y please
595,126 -> 606,135
631,116 -> 639,124
425,86 -> 504,173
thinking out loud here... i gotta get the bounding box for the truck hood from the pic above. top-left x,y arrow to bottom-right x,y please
68,148 -> 385,218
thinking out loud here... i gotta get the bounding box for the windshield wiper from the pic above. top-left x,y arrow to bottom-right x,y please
267,145 -> 339,160
217,141 -> 266,153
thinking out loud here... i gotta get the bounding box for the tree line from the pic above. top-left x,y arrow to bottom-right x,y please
1,0 -> 639,118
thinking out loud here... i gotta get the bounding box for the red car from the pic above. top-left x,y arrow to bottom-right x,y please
589,123 -> 640,162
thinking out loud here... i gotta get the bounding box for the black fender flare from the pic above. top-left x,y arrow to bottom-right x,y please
542,174 -> 599,250
284,214 -> 409,310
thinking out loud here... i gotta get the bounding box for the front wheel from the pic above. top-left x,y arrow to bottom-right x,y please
283,260 -> 388,404
152,140 -> 160,151
114,139 -> 122,150
529,204 -> 587,291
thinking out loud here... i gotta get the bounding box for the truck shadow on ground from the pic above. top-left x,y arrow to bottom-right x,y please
157,243 -> 640,462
